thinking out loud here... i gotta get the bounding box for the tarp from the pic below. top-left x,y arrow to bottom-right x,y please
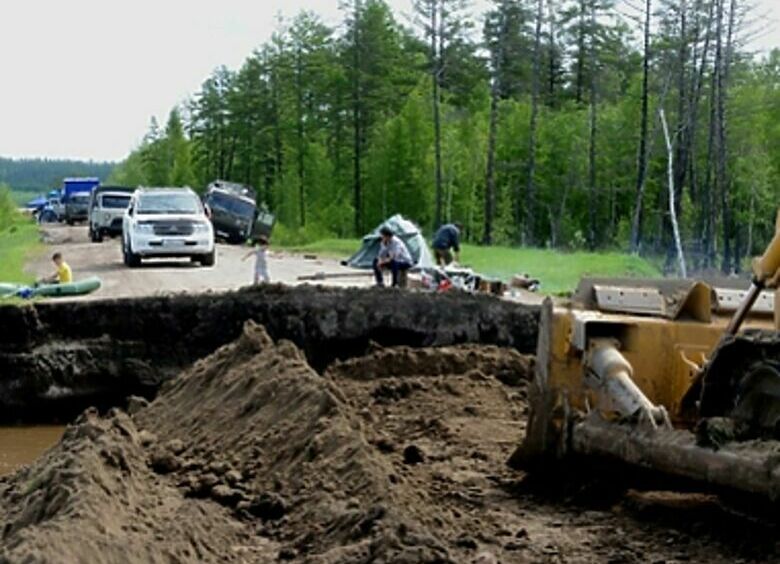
347,214 -> 434,270
25,197 -> 47,209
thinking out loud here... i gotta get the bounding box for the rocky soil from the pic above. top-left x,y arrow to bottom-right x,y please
0,323 -> 776,562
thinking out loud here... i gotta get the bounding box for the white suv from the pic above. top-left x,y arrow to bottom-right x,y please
122,188 -> 215,267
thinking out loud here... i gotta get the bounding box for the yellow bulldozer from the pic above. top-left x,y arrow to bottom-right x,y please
514,216 -> 780,500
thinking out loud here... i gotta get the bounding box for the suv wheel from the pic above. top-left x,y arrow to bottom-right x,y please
90,227 -> 103,243
124,238 -> 141,267
199,250 -> 216,267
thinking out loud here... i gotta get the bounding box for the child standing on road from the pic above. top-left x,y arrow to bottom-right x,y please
242,236 -> 270,284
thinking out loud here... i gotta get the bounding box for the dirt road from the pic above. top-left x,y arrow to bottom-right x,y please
26,224 -> 373,299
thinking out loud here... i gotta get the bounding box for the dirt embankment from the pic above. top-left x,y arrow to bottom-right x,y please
1,322 -> 775,563
0,285 -> 539,423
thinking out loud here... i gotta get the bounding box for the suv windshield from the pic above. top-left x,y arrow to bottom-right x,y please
208,191 -> 255,219
137,192 -> 201,215
101,195 -> 131,209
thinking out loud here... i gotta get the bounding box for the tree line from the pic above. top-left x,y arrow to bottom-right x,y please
0,158 -> 114,193
109,0 -> 780,273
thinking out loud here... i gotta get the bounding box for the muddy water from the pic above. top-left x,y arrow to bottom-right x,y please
0,426 -> 64,476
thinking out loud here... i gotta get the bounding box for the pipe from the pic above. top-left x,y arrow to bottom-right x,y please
571,418 -> 780,500
586,341 -> 669,428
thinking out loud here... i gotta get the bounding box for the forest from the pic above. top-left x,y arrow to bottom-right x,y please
0,158 -> 114,192
108,0 -> 780,274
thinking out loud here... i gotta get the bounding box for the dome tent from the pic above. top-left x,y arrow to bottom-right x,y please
346,214 -> 434,270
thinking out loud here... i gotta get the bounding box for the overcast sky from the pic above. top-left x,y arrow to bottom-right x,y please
1,0 -> 777,163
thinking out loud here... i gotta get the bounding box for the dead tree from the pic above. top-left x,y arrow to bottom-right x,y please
660,109 -> 688,277
484,77 -> 499,245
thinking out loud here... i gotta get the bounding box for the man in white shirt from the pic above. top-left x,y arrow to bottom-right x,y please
373,226 -> 413,288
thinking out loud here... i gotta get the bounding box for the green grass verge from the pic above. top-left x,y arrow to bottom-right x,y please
460,245 -> 660,294
0,221 -> 41,284
9,190 -> 43,207
278,238 -> 661,294
277,238 -> 363,258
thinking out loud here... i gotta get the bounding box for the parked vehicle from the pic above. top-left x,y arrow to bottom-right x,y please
204,181 -> 257,244
207,179 -> 255,199
251,204 -> 276,240
122,188 -> 215,267
64,192 -> 91,225
62,178 -> 100,225
48,190 -> 65,219
35,189 -> 64,223
88,186 -> 133,242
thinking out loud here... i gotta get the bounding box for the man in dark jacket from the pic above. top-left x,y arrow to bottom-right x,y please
432,222 -> 462,266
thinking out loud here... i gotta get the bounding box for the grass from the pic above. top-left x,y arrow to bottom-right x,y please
277,238 -> 661,294
460,245 -> 660,294
277,238 -> 363,258
0,221 -> 41,284
9,190 -> 43,207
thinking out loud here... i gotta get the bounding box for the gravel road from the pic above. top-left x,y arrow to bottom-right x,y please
26,225 -> 373,300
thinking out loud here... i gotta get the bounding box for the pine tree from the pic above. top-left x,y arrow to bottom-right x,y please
166,109 -> 196,188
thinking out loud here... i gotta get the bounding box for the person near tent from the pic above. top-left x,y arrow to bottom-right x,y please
373,226 -> 413,288
432,222 -> 463,266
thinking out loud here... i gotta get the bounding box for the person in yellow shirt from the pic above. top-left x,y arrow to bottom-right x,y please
41,252 -> 73,284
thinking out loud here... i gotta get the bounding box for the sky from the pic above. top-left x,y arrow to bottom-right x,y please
0,0 -> 777,163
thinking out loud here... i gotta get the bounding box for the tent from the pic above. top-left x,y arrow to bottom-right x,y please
346,214 -> 435,270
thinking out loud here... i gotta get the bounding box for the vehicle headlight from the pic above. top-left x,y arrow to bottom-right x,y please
193,222 -> 210,233
135,223 -> 154,234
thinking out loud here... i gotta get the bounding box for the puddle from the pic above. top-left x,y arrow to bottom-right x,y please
0,426 -> 64,476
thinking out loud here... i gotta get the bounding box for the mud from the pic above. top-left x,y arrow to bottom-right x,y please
0,285 -> 539,423
1,323 -> 776,562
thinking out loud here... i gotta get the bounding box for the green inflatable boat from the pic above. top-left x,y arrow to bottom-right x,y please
0,283 -> 20,298
0,277 -> 102,299
32,276 -> 102,297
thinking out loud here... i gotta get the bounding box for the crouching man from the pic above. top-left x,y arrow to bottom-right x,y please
373,226 -> 413,288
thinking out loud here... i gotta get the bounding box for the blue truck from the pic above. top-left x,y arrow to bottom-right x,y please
62,178 -> 100,225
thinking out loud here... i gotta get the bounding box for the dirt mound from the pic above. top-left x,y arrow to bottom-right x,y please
0,322 -> 773,562
135,321 -> 457,562
0,408 -> 249,563
325,343 -> 533,387
3,322 -> 511,562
